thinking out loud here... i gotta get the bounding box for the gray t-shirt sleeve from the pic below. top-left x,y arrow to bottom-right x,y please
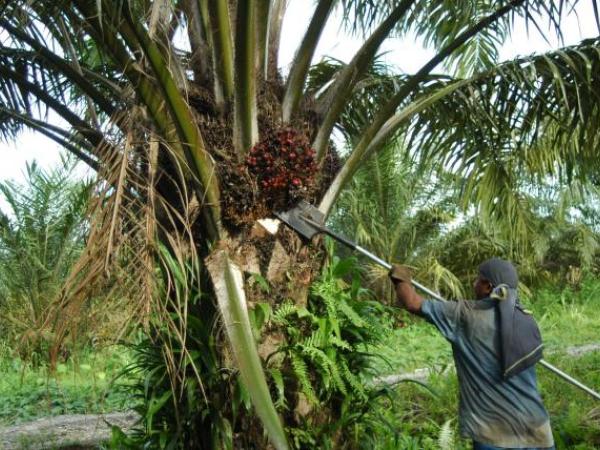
421,299 -> 460,343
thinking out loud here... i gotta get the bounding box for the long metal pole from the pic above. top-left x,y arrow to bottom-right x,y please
539,360 -> 600,401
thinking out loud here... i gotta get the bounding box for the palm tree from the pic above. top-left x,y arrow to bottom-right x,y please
329,141 -> 466,302
1,0 -> 599,447
331,140 -> 600,303
0,160 -> 91,363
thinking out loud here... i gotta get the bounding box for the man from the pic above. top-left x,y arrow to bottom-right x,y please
389,258 -> 554,450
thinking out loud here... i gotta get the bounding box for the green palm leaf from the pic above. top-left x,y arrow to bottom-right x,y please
206,250 -> 289,450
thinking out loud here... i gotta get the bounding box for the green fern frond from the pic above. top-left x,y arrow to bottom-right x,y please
437,419 -> 455,450
273,301 -> 297,325
317,285 -> 340,319
330,335 -> 352,351
302,328 -> 326,349
291,353 -> 317,404
339,359 -> 367,401
269,367 -> 287,410
300,345 -> 347,395
338,299 -> 367,328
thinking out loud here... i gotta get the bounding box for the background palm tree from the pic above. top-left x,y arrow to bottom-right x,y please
331,142 -> 600,303
1,0 -> 600,447
329,141 -> 465,302
0,160 -> 93,363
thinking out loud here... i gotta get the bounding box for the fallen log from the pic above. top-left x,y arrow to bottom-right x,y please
0,411 -> 139,450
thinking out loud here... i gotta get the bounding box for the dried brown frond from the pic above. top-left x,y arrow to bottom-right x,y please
36,107 -> 203,378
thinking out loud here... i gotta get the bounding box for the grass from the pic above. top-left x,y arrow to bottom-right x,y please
359,350 -> 600,449
541,351 -> 600,449
0,346 -> 135,426
532,278 -> 600,350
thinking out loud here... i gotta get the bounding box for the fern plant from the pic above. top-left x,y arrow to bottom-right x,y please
437,419 -> 455,450
249,243 -> 395,449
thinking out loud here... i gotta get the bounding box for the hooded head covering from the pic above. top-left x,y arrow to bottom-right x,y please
478,258 -> 543,379
478,258 -> 518,288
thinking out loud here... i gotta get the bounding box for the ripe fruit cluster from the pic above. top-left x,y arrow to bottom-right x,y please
246,128 -> 318,204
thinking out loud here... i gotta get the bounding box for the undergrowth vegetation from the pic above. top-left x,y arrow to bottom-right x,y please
264,248 -> 395,449
0,348 -> 132,426
0,249 -> 598,449
354,351 -> 600,450
109,245 -> 398,449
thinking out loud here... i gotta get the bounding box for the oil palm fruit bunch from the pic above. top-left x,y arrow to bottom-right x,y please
246,127 -> 318,209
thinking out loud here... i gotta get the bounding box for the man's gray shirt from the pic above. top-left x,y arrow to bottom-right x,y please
421,299 -> 554,448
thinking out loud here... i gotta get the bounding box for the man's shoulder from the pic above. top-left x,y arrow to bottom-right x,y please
420,299 -> 466,342
421,298 -> 457,316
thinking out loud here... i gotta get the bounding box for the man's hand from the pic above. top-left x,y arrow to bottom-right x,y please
389,264 -> 423,314
388,264 -> 412,284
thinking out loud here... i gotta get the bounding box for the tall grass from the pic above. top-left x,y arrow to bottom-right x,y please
0,348 -> 133,425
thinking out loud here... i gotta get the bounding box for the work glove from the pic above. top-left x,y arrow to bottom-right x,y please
388,264 -> 412,284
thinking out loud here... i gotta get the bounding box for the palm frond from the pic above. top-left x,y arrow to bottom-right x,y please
320,0 -> 521,216
206,249 -> 290,450
233,0 -> 259,155
406,0 -> 510,76
0,107 -> 100,170
182,0 -> 212,85
307,56 -> 428,144
206,0 -> 235,102
266,0 -> 288,80
401,38 -> 600,222
282,0 -> 336,122
312,0 -> 414,159
0,20 -> 118,116
339,1 -> 596,53
119,2 -> 222,235
256,0 -> 272,79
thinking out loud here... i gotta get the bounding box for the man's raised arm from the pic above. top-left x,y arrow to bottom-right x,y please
388,265 -> 423,314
